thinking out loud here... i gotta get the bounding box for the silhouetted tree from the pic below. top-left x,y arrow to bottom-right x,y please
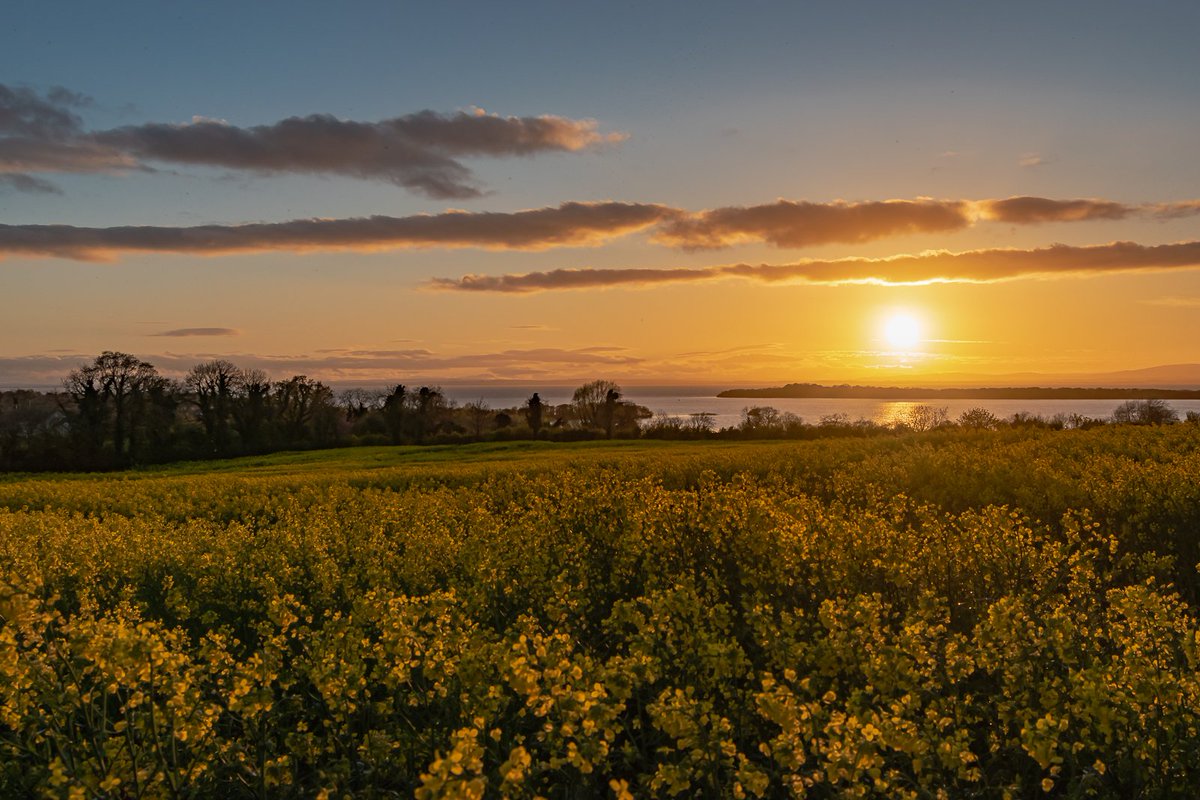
135,375 -> 183,460
275,375 -> 335,445
382,384 -> 408,444
957,407 -> 999,430
63,365 -> 106,461
65,351 -> 161,464
571,380 -> 621,431
412,386 -> 448,442
902,405 -> 949,432
740,406 -> 781,432
232,369 -> 272,451
463,399 -> 491,439
186,359 -> 240,454
1112,398 -> 1178,425
602,388 -> 621,438
524,392 -> 544,436
339,388 -> 382,423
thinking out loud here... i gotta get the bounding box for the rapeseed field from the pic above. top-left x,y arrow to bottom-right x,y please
3,428 -> 1200,797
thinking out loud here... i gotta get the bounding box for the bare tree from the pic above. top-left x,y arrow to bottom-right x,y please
186,359 -> 241,453
463,399 -> 491,439
571,380 -> 621,431
339,388 -> 384,423
902,404 -> 949,432
957,407 -> 999,430
1112,399 -> 1178,425
65,351 -> 161,462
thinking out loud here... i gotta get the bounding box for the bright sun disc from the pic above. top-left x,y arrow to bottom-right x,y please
883,313 -> 921,350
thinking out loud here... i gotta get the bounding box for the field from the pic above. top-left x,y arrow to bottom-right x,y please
3,427 -> 1200,798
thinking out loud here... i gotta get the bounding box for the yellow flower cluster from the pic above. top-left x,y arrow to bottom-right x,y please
1,425 -> 1199,796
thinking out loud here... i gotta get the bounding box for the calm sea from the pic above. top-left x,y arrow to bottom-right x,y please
435,385 -> 1200,430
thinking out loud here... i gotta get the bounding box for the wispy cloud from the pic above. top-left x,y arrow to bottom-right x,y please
1142,296 -> 1200,308
0,346 -> 647,387
431,240 -> 1200,292
0,202 -> 674,260
151,327 -> 240,337
1147,200 -> 1200,220
0,173 -> 62,194
1018,152 -> 1046,168
0,84 -> 625,198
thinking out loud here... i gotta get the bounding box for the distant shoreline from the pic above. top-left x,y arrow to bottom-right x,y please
717,383 -> 1200,400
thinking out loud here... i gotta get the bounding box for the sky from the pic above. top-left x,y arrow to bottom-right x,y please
2,0 -> 1199,388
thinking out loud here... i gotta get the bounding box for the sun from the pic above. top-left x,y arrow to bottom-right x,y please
882,312 -> 922,351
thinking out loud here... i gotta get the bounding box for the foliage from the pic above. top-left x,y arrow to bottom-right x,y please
3,427 -> 1200,795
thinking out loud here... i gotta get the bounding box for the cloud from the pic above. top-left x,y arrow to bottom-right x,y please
652,199 -> 972,250
1018,153 -> 1046,168
1148,200 -> 1200,220
0,86 -> 134,177
0,173 -> 61,194
430,239 -> 1200,292
151,327 -> 240,337
0,84 -> 88,138
650,196 -> 1200,251
0,84 -> 625,198
5,187 -> 1199,260
979,196 -> 1131,224
0,347 -> 646,387
0,347 -> 984,389
433,266 -> 719,293
0,202 -> 674,260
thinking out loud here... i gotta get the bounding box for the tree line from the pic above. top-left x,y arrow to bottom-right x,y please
0,353 -> 651,471
0,352 -> 1196,471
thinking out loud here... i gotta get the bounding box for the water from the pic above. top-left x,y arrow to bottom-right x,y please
435,385 -> 1200,430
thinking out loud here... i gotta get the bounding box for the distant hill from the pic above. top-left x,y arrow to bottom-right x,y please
791,363 -> 1200,391
718,383 -> 1200,400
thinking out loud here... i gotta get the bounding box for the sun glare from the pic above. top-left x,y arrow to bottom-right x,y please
882,312 -> 922,351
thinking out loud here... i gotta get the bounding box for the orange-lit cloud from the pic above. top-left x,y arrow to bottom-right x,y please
977,196 -> 1131,223
0,202 -> 674,260
1149,200 -> 1200,219
431,240 -> 1200,292
653,199 -> 971,250
650,196 -> 1200,251
4,188 -> 1200,260
0,84 -> 624,198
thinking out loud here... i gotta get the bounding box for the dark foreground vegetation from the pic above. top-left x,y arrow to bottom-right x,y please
4,426 -> 1200,797
2,351 -> 1197,472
